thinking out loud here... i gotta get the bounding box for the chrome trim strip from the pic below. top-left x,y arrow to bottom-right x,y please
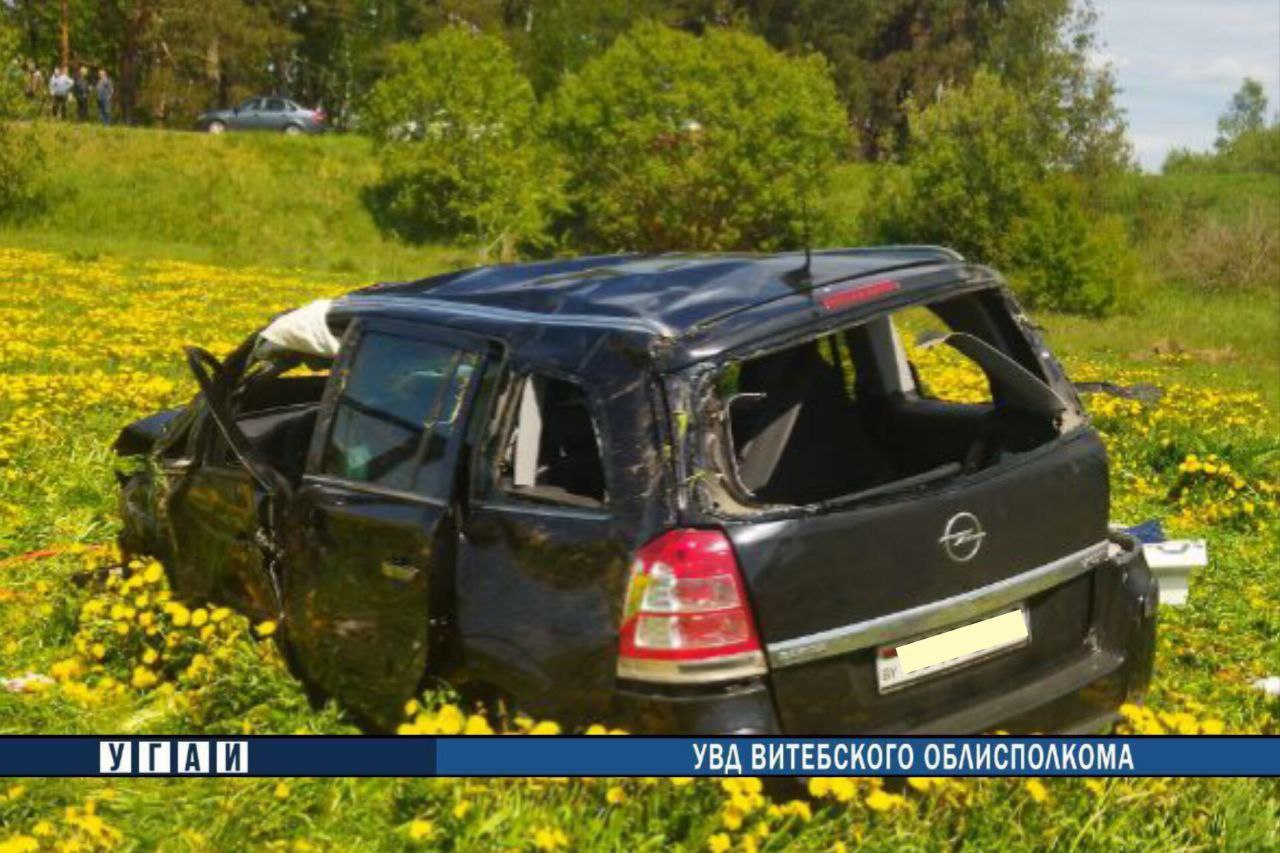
766,541 -> 1110,670
617,651 -> 767,685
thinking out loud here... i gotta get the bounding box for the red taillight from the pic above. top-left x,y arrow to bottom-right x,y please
618,529 -> 766,684
313,109 -> 326,123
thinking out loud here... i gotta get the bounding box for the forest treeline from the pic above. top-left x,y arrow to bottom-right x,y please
9,0 -> 1124,160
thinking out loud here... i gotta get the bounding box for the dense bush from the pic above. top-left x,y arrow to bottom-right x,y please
873,70 -> 1043,265
363,28 -> 562,259
1006,177 -> 1132,315
873,69 -> 1137,315
1162,200 -> 1279,292
545,22 -> 848,252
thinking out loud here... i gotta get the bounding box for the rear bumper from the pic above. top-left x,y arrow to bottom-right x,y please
614,534 -> 1157,735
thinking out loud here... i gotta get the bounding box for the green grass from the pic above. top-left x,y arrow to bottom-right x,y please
1040,284 -> 1280,417
2,123 -> 469,280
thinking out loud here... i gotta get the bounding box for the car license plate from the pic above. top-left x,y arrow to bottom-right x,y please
876,608 -> 1030,693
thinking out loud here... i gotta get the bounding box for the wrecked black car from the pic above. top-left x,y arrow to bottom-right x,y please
115,247 -> 1157,733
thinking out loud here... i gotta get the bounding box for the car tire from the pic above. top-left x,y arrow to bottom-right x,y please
282,124 -> 303,136
206,120 -> 226,134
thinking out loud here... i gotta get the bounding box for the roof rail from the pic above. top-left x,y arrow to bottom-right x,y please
816,245 -> 965,263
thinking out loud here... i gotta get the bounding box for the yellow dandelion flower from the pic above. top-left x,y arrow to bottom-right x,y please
130,666 -> 157,689
142,562 -> 164,584
865,788 -> 907,812
533,827 -> 568,850
407,819 -> 434,841
463,714 -> 493,735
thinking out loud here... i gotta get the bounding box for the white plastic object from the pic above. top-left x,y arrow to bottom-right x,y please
2,673 -> 55,693
259,299 -> 341,358
1142,539 -> 1207,607
1252,677 -> 1280,697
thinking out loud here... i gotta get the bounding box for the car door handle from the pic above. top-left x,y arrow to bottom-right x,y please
380,560 -> 420,582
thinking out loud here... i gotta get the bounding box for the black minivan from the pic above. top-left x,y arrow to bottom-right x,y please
115,247 -> 1158,733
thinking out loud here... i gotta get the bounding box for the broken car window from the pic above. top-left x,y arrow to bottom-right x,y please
320,333 -> 468,493
708,289 -> 1066,511
496,374 -> 607,508
893,306 -> 993,404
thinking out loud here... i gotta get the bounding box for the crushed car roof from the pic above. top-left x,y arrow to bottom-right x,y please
340,247 -> 973,339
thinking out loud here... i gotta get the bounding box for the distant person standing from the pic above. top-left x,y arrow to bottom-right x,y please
49,66 -> 73,119
27,63 -> 45,112
73,67 -> 90,122
95,69 -> 113,126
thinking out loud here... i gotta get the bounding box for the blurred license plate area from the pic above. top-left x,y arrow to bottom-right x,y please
876,608 -> 1030,693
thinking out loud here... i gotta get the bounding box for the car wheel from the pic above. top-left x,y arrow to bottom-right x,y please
283,124 -> 303,136
207,120 -> 226,134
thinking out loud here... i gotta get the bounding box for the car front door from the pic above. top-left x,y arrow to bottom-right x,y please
164,358 -> 282,620
230,98 -> 261,130
281,321 -> 487,728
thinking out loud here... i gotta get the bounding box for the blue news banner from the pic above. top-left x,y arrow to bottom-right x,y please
0,737 -> 1276,777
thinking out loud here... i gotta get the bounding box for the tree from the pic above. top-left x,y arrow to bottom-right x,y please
876,70 -> 1043,264
1216,78 -> 1268,150
545,22 -> 847,252
1164,79 -> 1279,175
364,27 -> 562,259
0,20 -> 45,218
875,69 -> 1133,314
735,0 -> 1130,171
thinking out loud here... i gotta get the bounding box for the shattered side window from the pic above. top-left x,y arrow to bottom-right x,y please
706,288 -> 1068,511
494,374 -> 607,508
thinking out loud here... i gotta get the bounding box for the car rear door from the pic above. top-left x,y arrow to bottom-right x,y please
261,98 -> 289,130
280,320 -> 486,728
453,369 -> 627,724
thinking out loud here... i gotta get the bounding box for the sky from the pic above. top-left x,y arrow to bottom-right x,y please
1093,0 -> 1280,171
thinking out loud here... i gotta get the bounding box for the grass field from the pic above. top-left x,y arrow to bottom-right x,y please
0,126 -> 1277,850
5,124 -> 466,279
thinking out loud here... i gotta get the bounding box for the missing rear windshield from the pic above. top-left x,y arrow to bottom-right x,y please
694,288 -> 1077,514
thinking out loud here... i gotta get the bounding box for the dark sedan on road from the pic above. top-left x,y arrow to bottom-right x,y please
196,97 -> 326,135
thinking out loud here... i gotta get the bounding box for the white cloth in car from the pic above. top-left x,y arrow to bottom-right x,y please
259,299 -> 341,358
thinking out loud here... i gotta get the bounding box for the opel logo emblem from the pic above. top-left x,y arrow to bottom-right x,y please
940,512 -> 985,562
